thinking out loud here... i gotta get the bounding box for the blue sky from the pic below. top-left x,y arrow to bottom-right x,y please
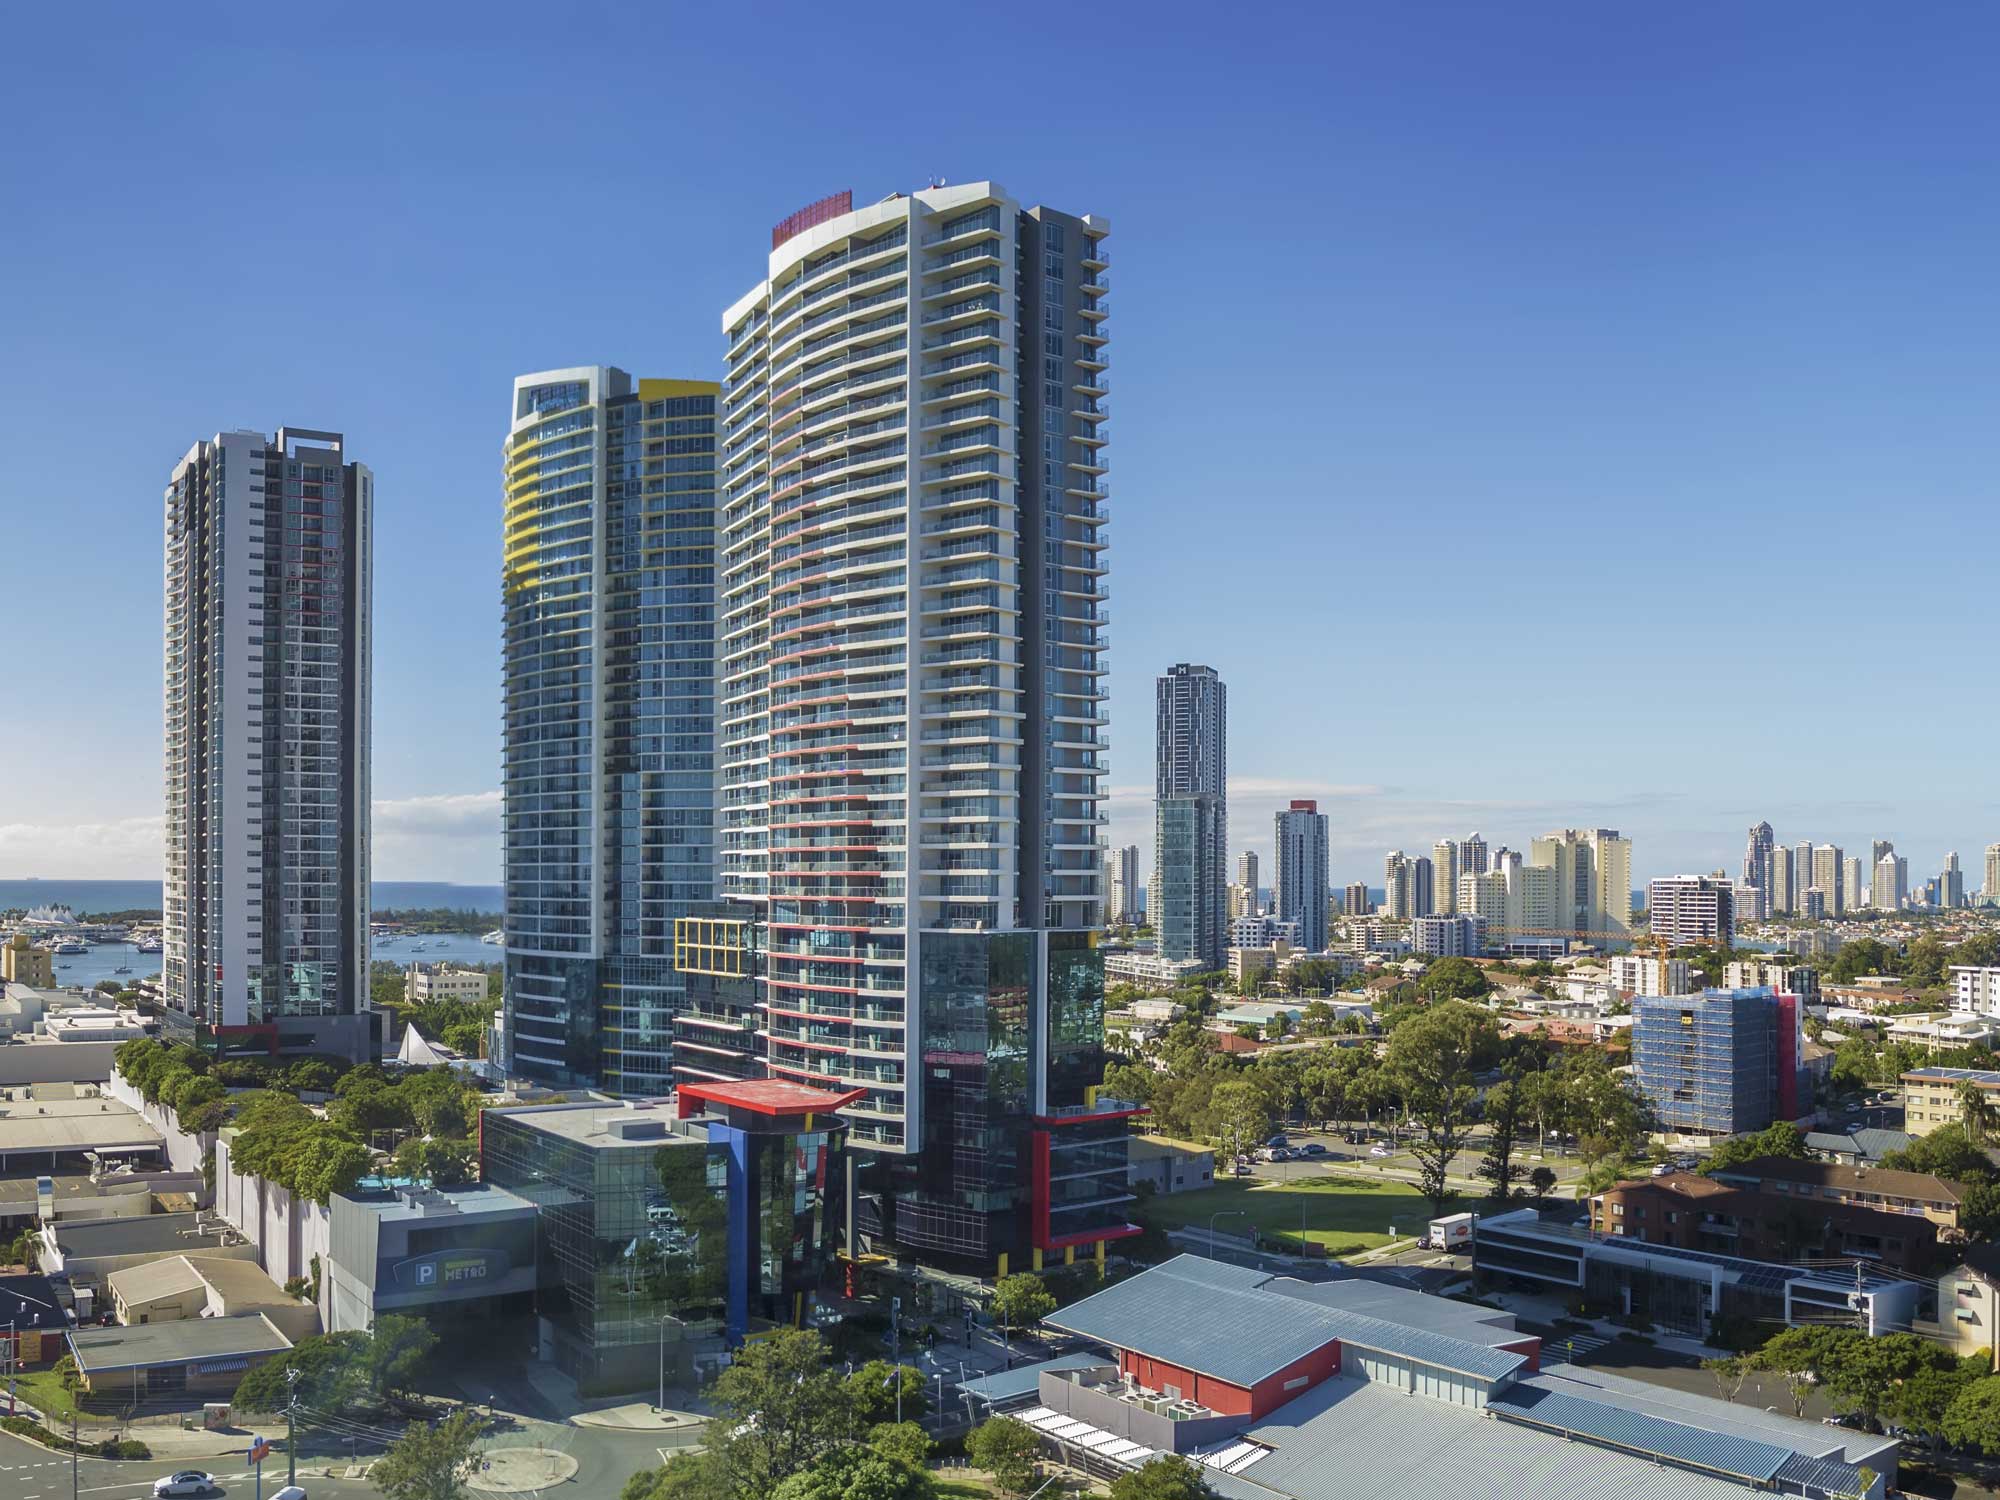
3,2 -> 1997,889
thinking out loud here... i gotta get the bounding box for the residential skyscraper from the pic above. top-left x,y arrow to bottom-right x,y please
1986,844 -> 2000,903
1106,844 -> 1140,925
1432,840 -> 1459,914
1275,801 -> 1330,952
1791,841 -> 1814,914
501,369 -> 719,1094
1870,839 -> 1895,869
1767,845 -> 1795,915
1455,833 -> 1490,879
1634,988 -> 1803,1135
1812,844 -> 1845,917
1384,852 -> 1412,919
1529,828 -> 1632,938
1942,852 -> 1965,910
1411,855 -> 1435,918
1742,821 -> 1774,917
1236,852 -> 1259,911
1155,663 -> 1227,968
1342,881 -> 1371,917
716,184 -> 1131,1270
1647,875 -> 1736,948
162,428 -> 373,1062
1845,857 -> 1865,912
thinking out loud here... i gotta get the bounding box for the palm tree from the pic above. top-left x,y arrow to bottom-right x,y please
1959,1080 -> 1996,1145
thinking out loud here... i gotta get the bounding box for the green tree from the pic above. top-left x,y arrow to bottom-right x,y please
371,1409 -> 484,1500
392,1136 -> 475,1188
1527,1165 -> 1557,1201
1206,1079 -> 1273,1166
966,1416 -> 1040,1495
1387,1002 -> 1496,1214
868,1423 -> 933,1466
771,1447 -> 934,1500
1416,958 -> 1491,1003
364,1314 -> 439,1397
990,1273 -> 1058,1337
1701,1357 -> 1748,1403
1880,1124 -> 1997,1182
1828,938 -> 1901,984
1698,1121 -> 1812,1176
235,1330 -> 372,1412
1107,1455 -> 1215,1500
1477,1077 -> 1526,1202
707,1329 -> 853,1496
845,1361 -> 928,1426
1941,1376 -> 2000,1455
622,1451 -> 730,1500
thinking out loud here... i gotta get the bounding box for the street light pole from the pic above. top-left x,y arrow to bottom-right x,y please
1207,1209 -> 1247,1259
285,1367 -> 300,1488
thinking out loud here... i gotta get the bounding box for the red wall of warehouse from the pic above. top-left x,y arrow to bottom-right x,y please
1498,1336 -> 1541,1373
1120,1338 -> 1342,1420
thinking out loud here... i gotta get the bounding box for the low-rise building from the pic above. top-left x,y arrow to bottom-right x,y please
1706,1156 -> 1965,1232
1588,1169 -> 1944,1272
1020,1254 -> 1896,1500
66,1312 -> 292,1400
1899,1066 -> 2000,1138
1475,1204 -> 1925,1342
323,1181 -> 539,1334
0,1094 -> 164,1173
1724,961 -> 1820,1001
1920,1245 -> 2000,1358
2,938 -> 54,988
38,1210 -> 256,1287
1885,1012 -> 1999,1051
1103,952 -> 1211,990
1411,914 -> 1486,958
404,964 -> 490,1007
108,1253 -> 318,1341
1125,1137 -> 1215,1195
1803,1128 -> 1911,1166
1608,955 -> 1692,996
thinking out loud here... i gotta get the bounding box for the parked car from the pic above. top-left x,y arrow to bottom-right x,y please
273,1488 -> 310,1500
1649,1163 -> 1673,1176
154,1476 -> 217,1499
1302,1142 -> 1327,1156
1369,1145 -> 1393,1158
1266,1133 -> 1288,1147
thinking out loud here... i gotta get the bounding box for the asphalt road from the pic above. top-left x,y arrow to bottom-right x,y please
0,1444 -> 384,1500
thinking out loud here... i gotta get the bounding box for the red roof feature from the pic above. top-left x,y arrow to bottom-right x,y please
677,1079 -> 865,1118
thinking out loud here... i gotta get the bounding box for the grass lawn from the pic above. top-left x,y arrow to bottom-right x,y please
1136,1174 -> 1461,1255
7,1368 -> 104,1423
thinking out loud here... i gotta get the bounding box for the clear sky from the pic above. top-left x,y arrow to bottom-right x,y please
3,2 -> 1996,890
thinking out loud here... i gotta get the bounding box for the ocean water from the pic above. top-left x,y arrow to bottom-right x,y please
39,930 -> 501,992
0,879 -> 502,915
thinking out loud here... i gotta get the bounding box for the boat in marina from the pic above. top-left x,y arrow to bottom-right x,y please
481,929 -> 504,945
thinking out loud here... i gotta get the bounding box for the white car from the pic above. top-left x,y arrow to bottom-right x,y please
1650,1163 -> 1673,1176
1369,1145 -> 1393,1158
273,1487 -> 310,1500
154,1475 -> 217,1498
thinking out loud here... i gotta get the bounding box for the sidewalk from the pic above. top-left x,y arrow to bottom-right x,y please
571,1402 -> 708,1433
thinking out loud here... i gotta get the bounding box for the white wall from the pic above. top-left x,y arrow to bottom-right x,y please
213,1134 -> 331,1287
105,1071 -> 215,1177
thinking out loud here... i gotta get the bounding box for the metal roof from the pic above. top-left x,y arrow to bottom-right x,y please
1226,1374 -> 1762,1500
955,1353 -> 1114,1405
1044,1255 -> 1526,1388
1488,1383 -> 1792,1483
69,1312 -> 291,1374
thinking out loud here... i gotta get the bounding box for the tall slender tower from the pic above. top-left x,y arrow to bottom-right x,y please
1276,802 -> 1330,952
501,369 -> 720,1094
1742,821 -> 1774,919
1432,840 -> 1459,914
163,428 -> 373,1060
1154,663 -> 1227,967
717,184 -> 1130,1269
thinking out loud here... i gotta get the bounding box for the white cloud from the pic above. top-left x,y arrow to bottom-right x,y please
372,791 -> 503,837
0,816 -> 165,879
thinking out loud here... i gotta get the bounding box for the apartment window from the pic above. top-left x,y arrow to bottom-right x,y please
1043,333 -> 1063,357
1044,276 -> 1063,304
1046,224 -> 1066,254
1043,304 -> 1063,331
1044,382 -> 1064,409
1044,357 -> 1063,382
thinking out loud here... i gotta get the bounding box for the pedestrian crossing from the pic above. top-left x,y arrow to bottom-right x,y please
1541,1331 -> 1611,1367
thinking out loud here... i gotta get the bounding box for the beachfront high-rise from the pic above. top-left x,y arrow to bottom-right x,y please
162,428 -> 374,1060
1275,800 -> 1330,952
502,368 -> 720,1094
717,184 -> 1131,1270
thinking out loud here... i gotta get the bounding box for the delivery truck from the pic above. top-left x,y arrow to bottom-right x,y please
1423,1212 -> 1474,1252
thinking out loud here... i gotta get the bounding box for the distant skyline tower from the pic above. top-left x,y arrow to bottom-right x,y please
1791,841 -> 1815,915
1236,850 -> 1260,914
1812,844 -> 1845,917
163,426 -> 374,1061
1275,800 -> 1330,952
1342,881 -> 1371,917
1155,663 -> 1227,968
1942,851 -> 1965,909
1106,844 -> 1140,925
502,368 -> 719,1095
1432,840 -> 1459,914
1743,821 -> 1774,917
1456,833 -> 1489,878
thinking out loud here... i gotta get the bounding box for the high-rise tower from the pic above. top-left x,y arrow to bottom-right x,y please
163,428 -> 374,1060
716,184 -> 1130,1269
501,368 -> 720,1094
1276,801 -> 1330,951
1154,663 -> 1228,968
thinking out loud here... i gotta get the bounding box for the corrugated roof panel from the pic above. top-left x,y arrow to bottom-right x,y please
1775,1451 -> 1866,1495
1488,1385 -> 1791,1482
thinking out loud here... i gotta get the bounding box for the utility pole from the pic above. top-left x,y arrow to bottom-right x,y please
71,1408 -> 78,1500
285,1366 -> 301,1487
891,1297 -> 902,1425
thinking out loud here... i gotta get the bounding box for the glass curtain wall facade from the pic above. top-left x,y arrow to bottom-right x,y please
163,427 -> 372,1053
502,369 -> 719,1093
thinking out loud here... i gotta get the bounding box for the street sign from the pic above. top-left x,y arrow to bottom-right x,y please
249,1436 -> 272,1463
